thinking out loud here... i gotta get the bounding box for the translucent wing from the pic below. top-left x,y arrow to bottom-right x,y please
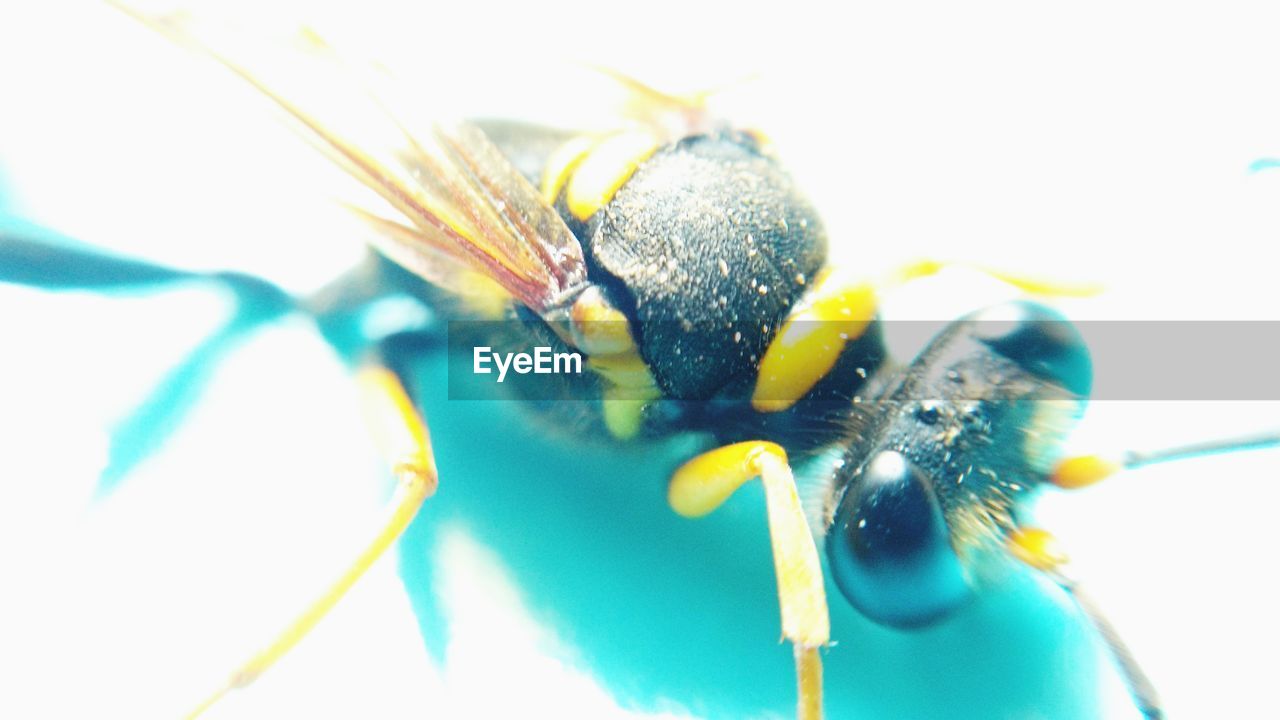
116,3 -> 589,316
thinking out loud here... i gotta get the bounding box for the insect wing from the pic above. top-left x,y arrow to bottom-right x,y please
119,3 -> 589,316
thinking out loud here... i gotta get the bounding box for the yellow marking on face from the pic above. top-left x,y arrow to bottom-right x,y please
1007,527 -> 1069,572
565,130 -> 661,221
752,281 -> 878,413
1050,453 -> 1122,489
540,135 -> 598,205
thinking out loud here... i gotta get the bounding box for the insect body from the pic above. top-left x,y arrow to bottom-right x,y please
458,120 -> 837,444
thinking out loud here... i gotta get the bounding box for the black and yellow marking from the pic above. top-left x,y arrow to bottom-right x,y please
527,127 -> 831,439
753,274 -> 878,413
538,129 -> 663,222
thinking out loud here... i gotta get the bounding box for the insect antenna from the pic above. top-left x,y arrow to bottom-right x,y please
1013,429 -> 1280,719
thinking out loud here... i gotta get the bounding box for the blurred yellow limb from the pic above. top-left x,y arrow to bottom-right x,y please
1006,527 -> 1070,572
975,265 -> 1104,298
753,258 -> 1103,413
891,258 -> 1105,297
1050,453 -> 1124,490
185,365 -> 437,719
669,441 -> 828,720
1052,433 -> 1280,491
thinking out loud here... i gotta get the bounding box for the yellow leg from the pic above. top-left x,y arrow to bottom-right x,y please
669,441 -> 828,720
890,258 -> 1105,298
185,365 -> 437,719
795,645 -> 823,720
1051,432 -> 1280,490
1049,453 -> 1125,489
1008,527 -> 1164,720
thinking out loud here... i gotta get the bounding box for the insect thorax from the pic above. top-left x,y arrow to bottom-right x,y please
573,133 -> 829,402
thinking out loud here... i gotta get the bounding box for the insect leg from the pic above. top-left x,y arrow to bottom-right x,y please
669,441 -> 828,720
1024,431 -> 1280,718
886,258 -> 1106,298
185,358 -> 437,719
1007,527 -> 1164,719
1050,431 -> 1280,489
753,258 -> 1103,413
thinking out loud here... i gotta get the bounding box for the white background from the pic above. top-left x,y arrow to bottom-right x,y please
1,1 -> 1278,718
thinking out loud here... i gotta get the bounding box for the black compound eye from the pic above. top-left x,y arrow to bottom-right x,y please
826,451 -> 971,628
969,301 -> 1093,396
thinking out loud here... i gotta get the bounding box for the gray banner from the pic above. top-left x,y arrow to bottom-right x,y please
445,320 -> 1280,401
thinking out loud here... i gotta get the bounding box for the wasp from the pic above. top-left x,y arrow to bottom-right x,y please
1,4 -> 1277,720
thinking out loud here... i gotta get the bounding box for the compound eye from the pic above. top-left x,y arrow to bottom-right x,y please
970,301 -> 1093,396
826,451 -> 971,628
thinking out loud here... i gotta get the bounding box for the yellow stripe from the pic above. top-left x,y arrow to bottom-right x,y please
753,281 -> 877,413
540,135 -> 598,205
566,130 -> 660,221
